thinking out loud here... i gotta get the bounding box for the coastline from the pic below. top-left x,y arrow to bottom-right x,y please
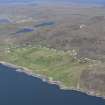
0,61 -> 105,100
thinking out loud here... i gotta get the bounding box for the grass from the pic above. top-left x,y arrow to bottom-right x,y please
0,46 -> 91,88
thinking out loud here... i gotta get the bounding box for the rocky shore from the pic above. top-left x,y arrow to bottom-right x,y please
0,61 -> 105,100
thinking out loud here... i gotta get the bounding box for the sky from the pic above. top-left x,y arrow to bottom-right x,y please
0,0 -> 105,5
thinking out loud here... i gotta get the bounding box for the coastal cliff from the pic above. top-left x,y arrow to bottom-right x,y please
0,46 -> 105,99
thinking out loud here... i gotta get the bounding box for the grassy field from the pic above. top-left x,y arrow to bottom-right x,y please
1,46 -> 91,88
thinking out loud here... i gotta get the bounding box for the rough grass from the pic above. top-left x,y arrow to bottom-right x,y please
1,46 -> 90,88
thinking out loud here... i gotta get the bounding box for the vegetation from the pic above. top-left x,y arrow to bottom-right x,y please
0,5 -> 105,97
1,46 -> 90,87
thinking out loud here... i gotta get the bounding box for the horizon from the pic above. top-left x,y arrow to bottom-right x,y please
0,0 -> 105,5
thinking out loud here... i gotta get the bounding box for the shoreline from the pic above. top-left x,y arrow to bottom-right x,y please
0,61 -> 105,100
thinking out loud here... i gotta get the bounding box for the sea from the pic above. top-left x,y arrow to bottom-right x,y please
0,64 -> 105,105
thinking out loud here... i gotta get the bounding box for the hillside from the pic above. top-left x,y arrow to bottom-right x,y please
0,4 -> 105,97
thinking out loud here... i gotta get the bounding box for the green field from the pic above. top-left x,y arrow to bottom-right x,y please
1,46 -> 92,88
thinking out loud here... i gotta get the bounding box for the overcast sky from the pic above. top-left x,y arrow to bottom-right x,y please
0,0 -> 105,5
